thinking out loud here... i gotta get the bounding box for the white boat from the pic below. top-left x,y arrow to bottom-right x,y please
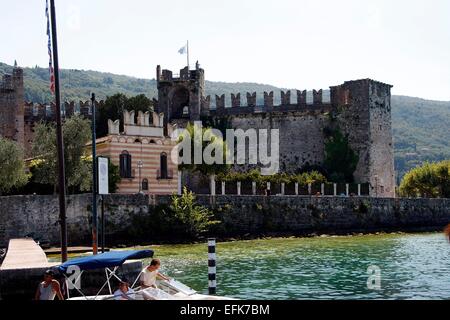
56,250 -> 235,300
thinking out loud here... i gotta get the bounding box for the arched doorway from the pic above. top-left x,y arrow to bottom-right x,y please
170,86 -> 190,119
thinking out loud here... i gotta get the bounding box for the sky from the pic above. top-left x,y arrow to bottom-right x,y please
1,0 -> 450,101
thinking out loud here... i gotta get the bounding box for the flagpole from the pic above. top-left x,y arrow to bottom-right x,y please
49,0 -> 68,262
187,40 -> 190,70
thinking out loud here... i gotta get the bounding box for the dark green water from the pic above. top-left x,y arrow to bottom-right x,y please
131,233 -> 450,300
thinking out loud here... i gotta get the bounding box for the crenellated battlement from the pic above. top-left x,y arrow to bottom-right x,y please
107,110 -> 175,138
22,100 -> 106,123
200,89 -> 333,116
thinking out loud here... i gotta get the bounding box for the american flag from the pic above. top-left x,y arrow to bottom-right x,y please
45,0 -> 55,95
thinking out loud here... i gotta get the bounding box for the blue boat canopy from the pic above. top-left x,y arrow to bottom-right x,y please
57,250 -> 154,273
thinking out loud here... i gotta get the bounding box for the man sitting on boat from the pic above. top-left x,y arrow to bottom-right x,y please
113,278 -> 135,300
140,258 -> 170,289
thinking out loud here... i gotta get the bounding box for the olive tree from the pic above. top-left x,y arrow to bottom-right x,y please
0,137 -> 28,194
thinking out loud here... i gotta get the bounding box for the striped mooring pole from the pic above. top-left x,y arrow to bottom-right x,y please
208,238 -> 217,295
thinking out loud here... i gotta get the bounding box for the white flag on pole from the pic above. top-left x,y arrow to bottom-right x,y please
178,44 -> 187,55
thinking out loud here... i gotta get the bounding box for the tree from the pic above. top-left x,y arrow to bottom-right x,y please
0,138 -> 28,194
124,94 -> 153,113
177,123 -> 230,176
107,161 -> 121,194
324,129 -> 359,183
294,171 -> 328,186
97,93 -> 127,138
78,156 -> 121,194
32,115 -> 92,194
97,93 -> 153,137
167,187 -> 219,238
177,123 -> 231,193
399,160 -> 450,198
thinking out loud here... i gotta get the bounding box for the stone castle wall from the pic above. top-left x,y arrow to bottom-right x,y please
0,66 -> 98,156
0,194 -> 149,247
228,111 -> 330,173
1,194 -> 449,247
156,65 -> 396,198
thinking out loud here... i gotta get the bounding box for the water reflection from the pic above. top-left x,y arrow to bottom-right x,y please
138,233 -> 450,300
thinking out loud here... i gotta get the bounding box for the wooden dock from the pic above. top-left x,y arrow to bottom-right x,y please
44,246 -> 110,255
0,238 -> 57,270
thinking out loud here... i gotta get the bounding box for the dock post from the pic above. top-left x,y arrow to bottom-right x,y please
208,238 -> 217,295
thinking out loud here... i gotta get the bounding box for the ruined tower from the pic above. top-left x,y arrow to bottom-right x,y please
156,63 -> 206,127
331,79 -> 395,198
0,62 -> 24,149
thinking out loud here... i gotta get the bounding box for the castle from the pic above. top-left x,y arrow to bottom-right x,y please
0,64 -> 99,156
156,64 -> 395,197
0,63 -> 395,197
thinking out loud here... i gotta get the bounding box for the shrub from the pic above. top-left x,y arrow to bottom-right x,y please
399,160 -> 450,198
164,187 -> 220,239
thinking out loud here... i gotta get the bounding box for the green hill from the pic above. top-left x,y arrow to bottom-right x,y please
1,62 -> 449,179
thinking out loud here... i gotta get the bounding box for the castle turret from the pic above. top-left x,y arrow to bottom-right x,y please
0,62 -> 24,149
332,79 -> 395,198
156,64 -> 206,127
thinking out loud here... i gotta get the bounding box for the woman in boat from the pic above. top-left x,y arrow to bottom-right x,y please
140,258 -> 170,289
34,270 -> 65,300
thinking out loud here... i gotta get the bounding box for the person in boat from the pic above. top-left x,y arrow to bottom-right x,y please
113,278 -> 136,300
140,258 -> 170,289
34,270 -> 64,300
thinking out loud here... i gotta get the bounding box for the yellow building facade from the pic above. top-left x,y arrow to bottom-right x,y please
95,110 -> 179,195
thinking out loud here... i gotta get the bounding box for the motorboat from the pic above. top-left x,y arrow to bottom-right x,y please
56,250 -> 235,300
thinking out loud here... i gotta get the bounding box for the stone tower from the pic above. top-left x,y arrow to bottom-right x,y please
0,62 -> 24,149
331,79 -> 395,198
156,63 -> 205,127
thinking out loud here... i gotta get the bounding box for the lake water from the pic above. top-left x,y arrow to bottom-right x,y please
132,233 -> 450,300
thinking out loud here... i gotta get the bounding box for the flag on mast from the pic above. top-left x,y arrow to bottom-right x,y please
178,44 -> 187,55
45,0 -> 55,95
178,41 -> 189,69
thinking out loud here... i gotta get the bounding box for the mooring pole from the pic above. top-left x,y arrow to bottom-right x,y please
91,93 -> 98,255
208,238 -> 217,295
91,93 -> 98,254
101,195 -> 105,253
49,0 -> 67,262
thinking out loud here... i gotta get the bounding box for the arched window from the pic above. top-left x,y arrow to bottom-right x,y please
119,151 -> 132,178
142,179 -> 149,191
182,106 -> 189,115
160,153 -> 168,179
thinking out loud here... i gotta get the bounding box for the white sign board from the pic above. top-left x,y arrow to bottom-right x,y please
98,157 -> 109,195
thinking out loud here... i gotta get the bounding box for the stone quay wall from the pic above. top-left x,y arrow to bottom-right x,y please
0,194 -> 449,247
